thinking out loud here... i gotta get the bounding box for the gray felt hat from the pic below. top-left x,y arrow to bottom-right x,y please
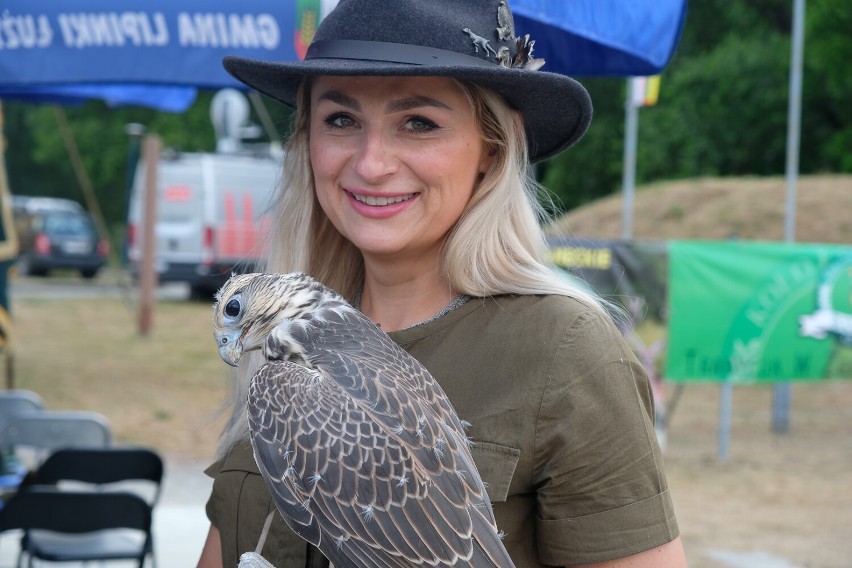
223,0 -> 592,162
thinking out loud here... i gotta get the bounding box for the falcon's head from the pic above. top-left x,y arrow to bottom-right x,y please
212,272 -> 337,366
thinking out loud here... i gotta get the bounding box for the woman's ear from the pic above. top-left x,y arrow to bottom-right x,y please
478,145 -> 497,175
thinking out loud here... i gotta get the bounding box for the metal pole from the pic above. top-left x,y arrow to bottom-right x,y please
784,0 -> 805,244
123,124 -> 146,268
621,78 -> 638,241
772,0 -> 806,434
719,381 -> 733,461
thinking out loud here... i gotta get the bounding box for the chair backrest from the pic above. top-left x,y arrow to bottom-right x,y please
0,390 -> 44,424
0,410 -> 111,451
32,447 -> 164,505
0,488 -> 151,535
0,410 -> 112,469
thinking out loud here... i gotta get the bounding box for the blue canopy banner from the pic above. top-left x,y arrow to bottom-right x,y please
0,0 -> 314,110
0,0 -> 298,89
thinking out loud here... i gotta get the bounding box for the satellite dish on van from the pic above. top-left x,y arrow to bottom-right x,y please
210,89 -> 261,154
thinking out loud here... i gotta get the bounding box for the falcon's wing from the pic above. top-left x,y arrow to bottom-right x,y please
294,306 -> 473,442
249,310 -> 513,567
286,308 -> 489,507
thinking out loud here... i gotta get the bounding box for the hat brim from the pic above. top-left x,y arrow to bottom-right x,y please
223,55 -> 591,163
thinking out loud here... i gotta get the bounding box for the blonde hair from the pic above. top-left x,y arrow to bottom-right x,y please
216,77 -> 605,457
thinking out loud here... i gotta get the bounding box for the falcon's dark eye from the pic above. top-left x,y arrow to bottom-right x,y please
224,298 -> 242,318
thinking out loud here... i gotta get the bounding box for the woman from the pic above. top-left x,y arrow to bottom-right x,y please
198,1 -> 686,567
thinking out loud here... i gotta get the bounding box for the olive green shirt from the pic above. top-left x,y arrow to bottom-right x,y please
205,294 -> 679,567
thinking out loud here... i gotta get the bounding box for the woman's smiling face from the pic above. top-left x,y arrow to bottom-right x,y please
309,75 -> 492,263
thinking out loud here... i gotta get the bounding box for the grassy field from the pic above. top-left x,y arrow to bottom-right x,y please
9,281 -> 852,567
8,290 -> 228,459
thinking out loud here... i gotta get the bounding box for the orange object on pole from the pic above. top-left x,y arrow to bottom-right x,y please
630,75 -> 661,107
138,135 -> 161,336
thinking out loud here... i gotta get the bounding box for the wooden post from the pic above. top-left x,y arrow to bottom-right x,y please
138,135 -> 161,336
52,106 -> 111,246
0,101 -> 19,388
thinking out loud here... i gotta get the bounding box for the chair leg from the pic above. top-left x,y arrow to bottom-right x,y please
18,547 -> 33,568
14,535 -> 26,568
145,539 -> 156,568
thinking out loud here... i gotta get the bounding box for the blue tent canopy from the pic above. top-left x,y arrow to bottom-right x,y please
0,0 -> 301,111
0,85 -> 197,113
0,1 -> 299,87
511,0 -> 687,77
0,0 -> 686,111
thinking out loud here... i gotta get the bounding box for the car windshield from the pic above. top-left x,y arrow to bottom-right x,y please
44,213 -> 95,236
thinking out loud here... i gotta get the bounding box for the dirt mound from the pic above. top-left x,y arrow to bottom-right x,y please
546,174 -> 852,244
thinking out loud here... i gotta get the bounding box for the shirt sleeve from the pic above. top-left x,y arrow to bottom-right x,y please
203,442 -> 309,568
534,308 -> 679,566
203,457 -> 225,524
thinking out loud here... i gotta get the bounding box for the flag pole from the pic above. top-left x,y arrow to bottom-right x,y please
772,0 -> 806,434
621,78 -> 638,241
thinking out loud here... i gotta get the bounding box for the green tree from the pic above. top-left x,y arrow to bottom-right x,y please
640,31 -> 791,180
805,0 -> 852,170
539,78 -> 627,212
540,0 -> 852,214
6,94 -> 219,226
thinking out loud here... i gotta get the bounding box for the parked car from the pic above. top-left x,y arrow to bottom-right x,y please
12,196 -> 108,279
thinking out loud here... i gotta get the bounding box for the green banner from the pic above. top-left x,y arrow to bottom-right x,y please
666,240 -> 852,382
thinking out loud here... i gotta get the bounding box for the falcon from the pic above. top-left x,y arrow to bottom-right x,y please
212,272 -> 515,568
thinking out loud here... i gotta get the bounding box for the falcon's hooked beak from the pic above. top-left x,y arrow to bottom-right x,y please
216,328 -> 245,367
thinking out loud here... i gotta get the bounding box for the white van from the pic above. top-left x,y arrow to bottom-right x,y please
126,150 -> 281,297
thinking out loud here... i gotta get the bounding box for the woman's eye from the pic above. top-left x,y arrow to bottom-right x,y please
325,113 -> 356,129
405,116 -> 439,134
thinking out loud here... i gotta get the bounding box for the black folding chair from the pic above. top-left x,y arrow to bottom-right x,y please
3,446 -> 163,566
29,447 -> 164,506
0,489 -> 152,567
17,447 -> 164,567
